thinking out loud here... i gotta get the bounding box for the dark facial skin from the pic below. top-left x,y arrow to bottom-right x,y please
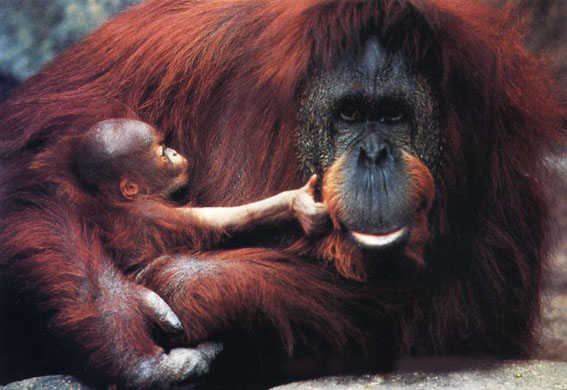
75,119 -> 189,199
298,37 -> 441,245
142,131 -> 189,196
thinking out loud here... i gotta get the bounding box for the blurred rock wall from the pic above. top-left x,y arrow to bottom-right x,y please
0,0 -> 142,83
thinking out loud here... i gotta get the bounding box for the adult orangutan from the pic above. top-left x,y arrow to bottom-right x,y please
0,0 -> 564,389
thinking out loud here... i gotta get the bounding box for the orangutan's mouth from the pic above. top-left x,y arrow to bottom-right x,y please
350,226 -> 408,248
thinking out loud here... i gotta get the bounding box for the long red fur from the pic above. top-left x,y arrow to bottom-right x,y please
0,0 -> 564,385
137,249 -> 366,355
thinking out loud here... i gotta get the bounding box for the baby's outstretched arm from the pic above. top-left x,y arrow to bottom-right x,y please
180,175 -> 329,235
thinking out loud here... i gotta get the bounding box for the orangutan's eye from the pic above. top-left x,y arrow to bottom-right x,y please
337,98 -> 365,123
378,101 -> 408,125
340,104 -> 361,122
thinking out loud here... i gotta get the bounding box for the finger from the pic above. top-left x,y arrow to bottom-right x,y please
141,288 -> 184,334
306,174 -> 318,196
195,342 -> 224,365
163,343 -> 224,380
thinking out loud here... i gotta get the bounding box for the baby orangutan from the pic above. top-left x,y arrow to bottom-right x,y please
73,119 -> 329,274
18,118 -> 335,386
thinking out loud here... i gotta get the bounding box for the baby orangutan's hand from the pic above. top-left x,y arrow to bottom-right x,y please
291,175 -> 330,236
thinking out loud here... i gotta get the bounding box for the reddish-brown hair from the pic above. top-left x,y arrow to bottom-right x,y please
0,0 -> 564,383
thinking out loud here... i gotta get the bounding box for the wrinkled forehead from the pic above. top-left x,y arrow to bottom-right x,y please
329,37 -> 418,97
91,119 -> 157,157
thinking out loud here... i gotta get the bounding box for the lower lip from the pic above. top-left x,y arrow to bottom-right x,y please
351,227 -> 407,248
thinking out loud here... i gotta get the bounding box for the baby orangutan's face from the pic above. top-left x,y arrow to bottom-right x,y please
77,119 -> 190,200
100,119 -> 190,200
150,140 -> 189,195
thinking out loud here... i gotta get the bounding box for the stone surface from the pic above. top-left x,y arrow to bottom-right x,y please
535,153 -> 567,362
0,0 -> 142,81
4,360 -> 567,390
1,376 -> 95,390
272,360 -> 567,390
0,1 -> 566,389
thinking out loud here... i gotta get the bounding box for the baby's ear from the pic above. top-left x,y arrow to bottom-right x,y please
120,178 -> 139,200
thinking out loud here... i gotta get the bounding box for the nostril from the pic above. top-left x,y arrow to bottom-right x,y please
376,144 -> 389,163
359,141 -> 390,165
359,145 -> 368,161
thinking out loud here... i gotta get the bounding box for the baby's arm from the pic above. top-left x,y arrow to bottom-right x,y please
179,175 -> 329,235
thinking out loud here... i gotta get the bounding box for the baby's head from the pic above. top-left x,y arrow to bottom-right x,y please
75,119 -> 188,200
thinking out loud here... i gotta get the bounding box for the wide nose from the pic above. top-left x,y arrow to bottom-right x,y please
357,133 -> 391,167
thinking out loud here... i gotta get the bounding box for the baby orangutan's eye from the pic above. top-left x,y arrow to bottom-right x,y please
159,144 -> 167,158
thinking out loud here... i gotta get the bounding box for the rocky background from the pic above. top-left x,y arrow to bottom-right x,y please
517,0 -> 567,364
0,0 -> 143,82
0,0 -> 565,389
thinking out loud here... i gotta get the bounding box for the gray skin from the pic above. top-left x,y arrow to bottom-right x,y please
297,37 -> 442,236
